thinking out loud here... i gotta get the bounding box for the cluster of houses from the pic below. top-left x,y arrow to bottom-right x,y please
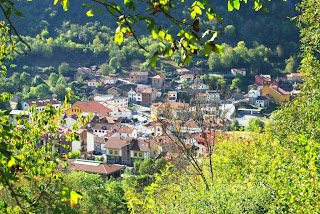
10,65 -> 303,179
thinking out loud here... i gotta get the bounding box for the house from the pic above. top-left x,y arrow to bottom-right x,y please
65,101 -> 112,117
248,89 -> 261,104
103,76 -> 118,85
105,97 -> 128,107
286,73 -> 302,82
129,72 -> 148,84
168,91 -> 177,102
180,74 -> 194,83
117,126 -> 138,138
87,79 -> 99,87
101,103 -> 132,119
40,127 -> 88,158
255,74 -> 272,86
107,87 -> 123,96
136,121 -> 163,137
255,96 -> 270,107
177,119 -> 201,133
74,67 -> 91,80
22,98 -> 61,112
94,94 -> 114,102
151,74 -> 166,89
176,68 -> 190,75
150,102 -> 195,121
206,90 -> 220,104
104,137 -> 133,164
128,88 -> 157,106
130,139 -> 159,161
67,159 -> 125,179
95,95 -> 128,107
262,86 -> 290,103
231,68 -> 246,76
190,82 -> 210,90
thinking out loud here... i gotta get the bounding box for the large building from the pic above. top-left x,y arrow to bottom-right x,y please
22,98 -> 61,112
262,86 -> 290,104
129,72 -> 149,84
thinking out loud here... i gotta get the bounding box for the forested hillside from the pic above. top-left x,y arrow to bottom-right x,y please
5,0 -> 299,71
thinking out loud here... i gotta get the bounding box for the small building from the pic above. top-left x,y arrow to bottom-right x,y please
22,98 -> 61,112
262,86 -> 290,104
255,74 -> 272,86
286,73 -> 302,82
67,159 -> 125,179
151,74 -> 166,89
190,82 -> 210,90
65,101 -> 112,117
231,68 -> 246,76
130,72 -> 149,84
176,68 -> 190,75
103,76 -> 118,85
107,87 -> 123,96
206,90 -> 220,104
168,91 -> 177,102
255,96 -> 270,107
87,79 -> 99,87
128,88 -> 157,106
180,74 -> 194,83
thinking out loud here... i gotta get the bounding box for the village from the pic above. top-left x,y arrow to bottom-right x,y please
9,66 -> 302,179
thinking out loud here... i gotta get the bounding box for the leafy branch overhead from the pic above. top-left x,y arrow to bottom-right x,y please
50,0 -> 272,67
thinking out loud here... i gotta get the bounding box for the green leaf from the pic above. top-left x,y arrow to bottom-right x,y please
86,9 -> 94,17
61,0 -> 69,11
234,0 -> 240,10
194,6 -> 202,15
94,7 -> 103,15
213,44 -> 223,55
166,34 -> 174,43
228,0 -> 234,11
8,157 -> 15,168
108,6 -> 116,15
115,32 -> 124,45
81,4 -> 91,7
185,55 -> 193,65
204,43 -> 212,57
150,52 -> 158,68
190,11 -> 196,19
159,30 -> 166,41
61,187 -> 69,203
152,27 -> 159,40
70,190 -> 82,205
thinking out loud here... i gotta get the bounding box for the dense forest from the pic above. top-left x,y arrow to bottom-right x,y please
2,0 -> 320,213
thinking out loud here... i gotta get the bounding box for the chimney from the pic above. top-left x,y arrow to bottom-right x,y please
148,141 -> 150,148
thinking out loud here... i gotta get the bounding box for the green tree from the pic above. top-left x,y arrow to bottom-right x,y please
246,118 -> 264,132
53,84 -> 67,100
43,66 -> 57,74
34,84 -> 51,98
56,76 -> 67,85
20,72 -> 32,87
58,62 -> 72,77
32,75 -> 45,87
49,73 -> 59,87
224,25 -> 236,39
100,63 -> 110,76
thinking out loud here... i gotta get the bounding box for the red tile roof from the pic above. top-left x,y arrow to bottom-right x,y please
130,139 -> 155,152
72,101 -> 112,116
68,159 -> 125,175
152,74 -> 166,79
104,137 -> 133,149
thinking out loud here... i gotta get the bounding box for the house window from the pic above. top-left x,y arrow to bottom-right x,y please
115,150 -> 118,155
139,153 -> 143,158
134,152 -> 137,157
110,150 -> 113,155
